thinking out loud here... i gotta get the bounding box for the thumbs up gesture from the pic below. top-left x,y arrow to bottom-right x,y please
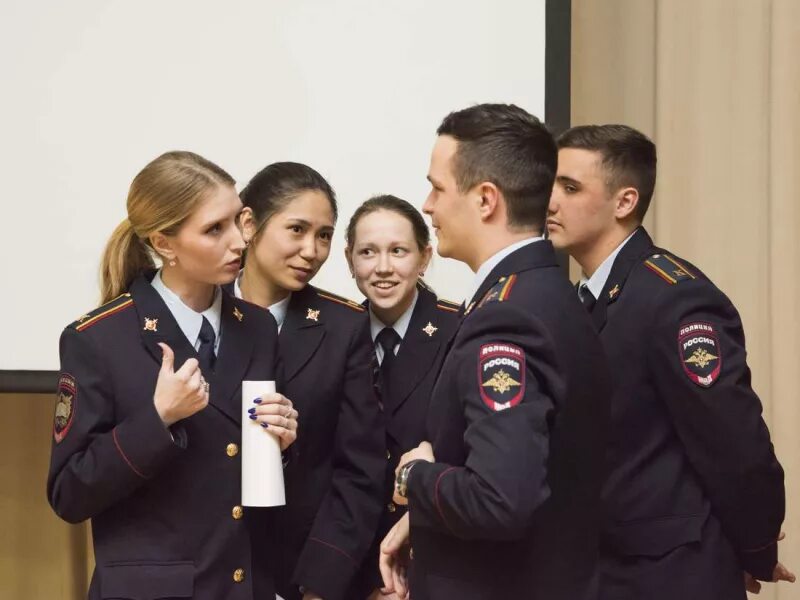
153,342 -> 209,426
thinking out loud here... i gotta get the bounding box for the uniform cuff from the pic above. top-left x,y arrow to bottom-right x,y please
112,401 -> 185,478
741,541 -> 778,581
294,536 -> 359,600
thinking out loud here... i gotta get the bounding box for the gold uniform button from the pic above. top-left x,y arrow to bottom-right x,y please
232,505 -> 244,520
233,568 -> 245,583
226,443 -> 239,457
387,502 -> 396,513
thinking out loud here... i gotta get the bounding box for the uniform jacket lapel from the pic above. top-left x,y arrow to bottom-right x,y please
385,287 -> 443,414
132,275 -> 253,424
210,292 -> 256,423
132,274 -> 198,379
590,227 -> 655,332
280,286 -> 326,383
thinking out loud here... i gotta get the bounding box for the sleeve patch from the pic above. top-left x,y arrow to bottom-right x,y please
54,373 -> 77,443
678,322 -> 722,387
478,343 -> 525,411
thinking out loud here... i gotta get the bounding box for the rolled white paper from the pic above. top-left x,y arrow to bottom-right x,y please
241,380 -> 285,507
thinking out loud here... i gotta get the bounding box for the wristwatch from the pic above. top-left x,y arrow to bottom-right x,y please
395,459 -> 424,499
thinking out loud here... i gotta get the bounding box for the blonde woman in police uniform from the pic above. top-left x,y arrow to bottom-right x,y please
47,151 -> 298,600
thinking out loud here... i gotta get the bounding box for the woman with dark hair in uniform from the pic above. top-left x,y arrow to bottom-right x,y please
236,162 -> 385,600
344,194 -> 460,599
47,151 -> 298,600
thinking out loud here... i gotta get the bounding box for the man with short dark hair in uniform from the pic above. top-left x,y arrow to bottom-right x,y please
547,123 -> 793,599
379,103 -> 611,600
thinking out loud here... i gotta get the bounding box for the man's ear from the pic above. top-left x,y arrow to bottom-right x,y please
239,207 -> 257,244
149,232 -> 175,263
476,181 -> 501,222
615,186 -> 640,221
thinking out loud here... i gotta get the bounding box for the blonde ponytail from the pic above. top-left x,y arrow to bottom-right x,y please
99,218 -> 155,303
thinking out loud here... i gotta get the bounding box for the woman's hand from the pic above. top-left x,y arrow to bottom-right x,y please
153,343 -> 209,426
248,392 -> 299,451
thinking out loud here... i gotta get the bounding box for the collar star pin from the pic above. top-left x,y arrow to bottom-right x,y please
233,307 -> 243,322
422,321 -> 438,337
306,308 -> 320,322
608,284 -> 620,300
143,317 -> 158,332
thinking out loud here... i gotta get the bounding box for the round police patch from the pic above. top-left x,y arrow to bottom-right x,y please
478,343 -> 525,411
678,322 -> 722,387
54,373 -> 77,443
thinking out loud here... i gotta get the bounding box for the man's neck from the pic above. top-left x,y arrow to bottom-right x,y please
469,227 -> 541,272
576,225 -> 639,277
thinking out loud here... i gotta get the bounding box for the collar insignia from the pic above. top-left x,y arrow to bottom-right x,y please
422,321 -> 438,337
143,317 -> 158,332
306,308 -> 320,322
233,307 -> 243,322
608,284 -> 620,300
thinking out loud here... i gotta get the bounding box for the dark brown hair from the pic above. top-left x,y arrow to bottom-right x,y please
557,124 -> 657,221
437,103 -> 557,230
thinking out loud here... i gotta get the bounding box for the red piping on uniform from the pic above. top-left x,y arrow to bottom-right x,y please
434,466 -> 459,530
742,538 -> 779,553
112,427 -> 146,479
308,537 -> 356,565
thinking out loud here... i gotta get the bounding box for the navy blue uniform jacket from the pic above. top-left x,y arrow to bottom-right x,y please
271,284 -> 385,600
47,273 -> 282,600
405,240 -> 612,600
592,228 -> 785,600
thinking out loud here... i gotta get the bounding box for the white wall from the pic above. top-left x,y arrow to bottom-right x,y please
0,0 -> 546,370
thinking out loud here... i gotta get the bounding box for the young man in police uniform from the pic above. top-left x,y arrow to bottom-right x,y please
379,104 -> 611,600
547,124 -> 793,599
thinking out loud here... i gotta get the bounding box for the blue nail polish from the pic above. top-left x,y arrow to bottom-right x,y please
261,423 -> 269,428
252,398 -> 262,404
248,407 -> 256,414
249,414 -> 257,420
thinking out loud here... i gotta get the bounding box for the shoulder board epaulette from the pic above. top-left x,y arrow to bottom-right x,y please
644,253 -> 696,285
436,298 -> 460,313
316,290 -> 366,312
477,275 -> 518,308
70,293 -> 134,331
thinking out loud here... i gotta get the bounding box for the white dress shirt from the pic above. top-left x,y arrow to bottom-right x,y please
151,269 -> 222,354
369,289 -> 418,365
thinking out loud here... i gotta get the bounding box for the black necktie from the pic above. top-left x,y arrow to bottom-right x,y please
376,327 -> 401,395
579,284 -> 597,313
198,316 -> 216,374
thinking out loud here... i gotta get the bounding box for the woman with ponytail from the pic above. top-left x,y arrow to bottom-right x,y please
234,162 -> 385,600
47,151 -> 298,600
344,195 -> 460,599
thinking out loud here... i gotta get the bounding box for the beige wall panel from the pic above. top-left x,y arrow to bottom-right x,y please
0,394 -> 89,599
654,0 -> 773,412
770,1 -> 800,597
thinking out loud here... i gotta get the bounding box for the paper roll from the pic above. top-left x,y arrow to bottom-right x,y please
241,381 -> 286,507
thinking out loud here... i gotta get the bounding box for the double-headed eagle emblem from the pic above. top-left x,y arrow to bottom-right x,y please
482,369 -> 521,394
684,348 -> 718,369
